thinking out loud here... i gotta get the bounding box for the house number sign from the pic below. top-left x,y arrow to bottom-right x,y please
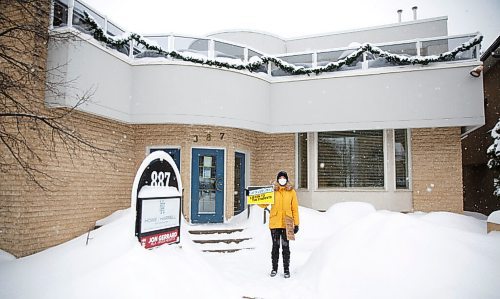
192,132 -> 225,142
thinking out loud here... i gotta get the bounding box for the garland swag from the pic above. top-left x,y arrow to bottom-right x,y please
81,12 -> 482,76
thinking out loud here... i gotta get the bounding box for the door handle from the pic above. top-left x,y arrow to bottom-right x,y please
216,177 -> 224,191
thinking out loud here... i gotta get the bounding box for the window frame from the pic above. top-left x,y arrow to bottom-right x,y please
295,132 -> 310,190
393,129 -> 412,191
314,130 -> 388,191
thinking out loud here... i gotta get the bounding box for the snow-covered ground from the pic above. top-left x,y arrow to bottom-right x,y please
1,203 -> 499,299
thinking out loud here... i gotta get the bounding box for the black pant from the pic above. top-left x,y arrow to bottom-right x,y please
271,228 -> 290,272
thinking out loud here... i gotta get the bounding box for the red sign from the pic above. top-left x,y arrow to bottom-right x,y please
140,229 -> 179,249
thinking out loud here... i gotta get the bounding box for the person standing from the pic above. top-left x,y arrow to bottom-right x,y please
260,170 -> 300,278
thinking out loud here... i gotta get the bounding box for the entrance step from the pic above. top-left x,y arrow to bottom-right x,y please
188,228 -> 254,253
188,228 -> 244,235
202,247 -> 255,253
193,237 -> 251,244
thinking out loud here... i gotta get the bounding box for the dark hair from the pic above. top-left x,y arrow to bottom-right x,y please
276,170 -> 288,181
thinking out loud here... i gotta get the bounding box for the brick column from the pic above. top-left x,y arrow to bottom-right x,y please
411,127 -> 463,213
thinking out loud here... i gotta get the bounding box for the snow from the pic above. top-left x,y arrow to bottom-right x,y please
1,203 -> 499,299
0,250 -> 15,262
137,185 -> 180,198
463,211 -> 488,221
488,210 -> 500,224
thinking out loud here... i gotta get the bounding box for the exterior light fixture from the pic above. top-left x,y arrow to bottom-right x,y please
470,65 -> 483,77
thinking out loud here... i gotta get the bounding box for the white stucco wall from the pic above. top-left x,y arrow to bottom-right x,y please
46,30 -> 484,134
47,37 -> 133,122
269,63 -> 484,133
130,63 -> 271,131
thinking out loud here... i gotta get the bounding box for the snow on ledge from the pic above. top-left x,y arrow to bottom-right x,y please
138,186 -> 181,198
487,210 -> 500,224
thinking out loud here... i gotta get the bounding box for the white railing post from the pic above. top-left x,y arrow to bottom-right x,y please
267,61 -> 272,76
244,48 -> 249,63
167,35 -> 174,60
416,40 -> 421,56
168,35 -> 174,52
312,52 -> 318,68
208,39 -> 215,60
362,52 -> 368,70
129,39 -> 134,59
103,16 -> 108,34
67,0 -> 75,27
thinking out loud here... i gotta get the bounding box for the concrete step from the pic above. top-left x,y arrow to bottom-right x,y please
188,227 -> 253,253
202,247 -> 255,253
188,228 -> 244,235
192,237 -> 251,244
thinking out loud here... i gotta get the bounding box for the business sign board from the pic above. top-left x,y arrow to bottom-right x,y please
131,151 -> 183,249
247,185 -> 274,205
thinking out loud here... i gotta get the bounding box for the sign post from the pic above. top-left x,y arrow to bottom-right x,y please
131,151 -> 182,249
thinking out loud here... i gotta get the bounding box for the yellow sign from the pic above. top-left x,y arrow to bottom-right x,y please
247,186 -> 275,205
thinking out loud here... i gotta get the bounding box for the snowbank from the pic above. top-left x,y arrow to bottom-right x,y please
0,250 -> 15,262
300,210 -> 500,299
1,203 -> 499,299
324,201 -> 376,233
488,210 -> 500,224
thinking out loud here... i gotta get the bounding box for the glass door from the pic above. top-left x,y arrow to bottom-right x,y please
191,148 -> 224,223
234,152 -> 246,215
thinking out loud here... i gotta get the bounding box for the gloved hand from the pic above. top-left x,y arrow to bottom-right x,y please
294,226 -> 299,234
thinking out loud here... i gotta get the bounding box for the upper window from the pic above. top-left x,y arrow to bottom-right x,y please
395,129 -> 409,189
318,130 -> 384,188
297,133 -> 308,189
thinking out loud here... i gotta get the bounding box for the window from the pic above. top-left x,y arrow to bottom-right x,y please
297,133 -> 308,189
318,130 -> 384,188
395,129 -> 409,189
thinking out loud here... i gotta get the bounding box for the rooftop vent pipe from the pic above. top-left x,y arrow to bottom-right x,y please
397,9 -> 403,22
412,6 -> 418,20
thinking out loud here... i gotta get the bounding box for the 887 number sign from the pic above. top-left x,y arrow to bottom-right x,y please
150,171 -> 170,187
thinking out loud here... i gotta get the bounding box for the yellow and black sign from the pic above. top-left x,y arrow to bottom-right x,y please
247,185 -> 275,205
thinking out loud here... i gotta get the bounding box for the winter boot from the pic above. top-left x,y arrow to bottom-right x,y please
284,271 -> 290,278
270,270 -> 277,277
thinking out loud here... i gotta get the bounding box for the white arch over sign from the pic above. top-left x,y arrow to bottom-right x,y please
130,150 -> 183,209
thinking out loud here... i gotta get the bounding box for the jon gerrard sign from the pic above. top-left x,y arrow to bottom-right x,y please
131,151 -> 182,249
247,186 -> 274,205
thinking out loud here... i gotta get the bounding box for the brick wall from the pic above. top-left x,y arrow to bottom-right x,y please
133,124 -> 295,221
411,127 -> 463,213
1,111 -> 135,257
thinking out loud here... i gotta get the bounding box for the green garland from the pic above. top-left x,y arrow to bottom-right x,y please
81,12 -> 482,76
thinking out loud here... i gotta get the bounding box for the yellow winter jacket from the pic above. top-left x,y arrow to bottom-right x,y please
260,183 -> 300,229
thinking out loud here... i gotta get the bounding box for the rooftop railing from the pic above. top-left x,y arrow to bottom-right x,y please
51,0 -> 480,77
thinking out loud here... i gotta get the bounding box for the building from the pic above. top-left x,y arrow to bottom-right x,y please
462,36 -> 500,216
0,0 -> 484,257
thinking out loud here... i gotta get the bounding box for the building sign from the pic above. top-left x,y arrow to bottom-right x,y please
139,190 -> 181,233
247,185 -> 275,205
131,151 -> 183,249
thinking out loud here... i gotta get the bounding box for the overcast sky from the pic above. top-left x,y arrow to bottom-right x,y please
83,0 -> 499,50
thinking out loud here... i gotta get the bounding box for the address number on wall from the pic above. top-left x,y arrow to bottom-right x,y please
193,133 -> 225,142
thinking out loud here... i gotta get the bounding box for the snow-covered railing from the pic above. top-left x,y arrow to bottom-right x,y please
51,0 -> 482,77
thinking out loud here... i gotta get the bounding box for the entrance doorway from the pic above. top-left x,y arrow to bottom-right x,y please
234,152 -> 246,215
191,148 -> 225,223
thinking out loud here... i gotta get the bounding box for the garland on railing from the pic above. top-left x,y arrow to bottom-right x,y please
81,12 -> 482,76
